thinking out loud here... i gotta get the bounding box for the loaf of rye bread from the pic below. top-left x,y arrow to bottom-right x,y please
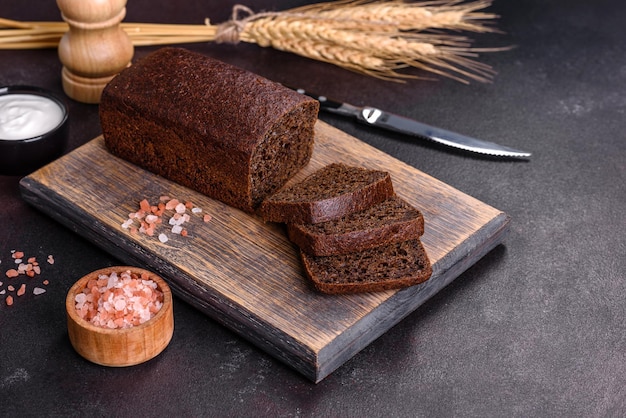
99,47 -> 319,213
258,163 -> 394,224
300,239 -> 432,294
287,195 -> 425,256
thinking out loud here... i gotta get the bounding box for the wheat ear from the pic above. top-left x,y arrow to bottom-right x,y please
0,1 -> 506,82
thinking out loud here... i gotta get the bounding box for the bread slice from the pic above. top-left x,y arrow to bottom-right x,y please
258,163 -> 394,224
287,195 -> 425,256
300,239 -> 432,294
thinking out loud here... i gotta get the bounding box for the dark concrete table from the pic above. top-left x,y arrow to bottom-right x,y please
1,0 -> 624,416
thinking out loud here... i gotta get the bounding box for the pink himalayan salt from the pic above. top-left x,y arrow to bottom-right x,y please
74,270 -> 163,329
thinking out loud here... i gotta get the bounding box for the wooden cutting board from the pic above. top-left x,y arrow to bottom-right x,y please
20,120 -> 510,383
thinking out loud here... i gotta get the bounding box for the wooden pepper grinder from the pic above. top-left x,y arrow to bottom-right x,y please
57,0 -> 133,104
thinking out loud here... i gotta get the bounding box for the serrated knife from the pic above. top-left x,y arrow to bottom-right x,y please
294,88 -> 531,159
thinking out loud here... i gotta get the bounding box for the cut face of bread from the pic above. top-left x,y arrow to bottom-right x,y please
300,239 -> 432,294
287,195 -> 425,256
258,163 -> 394,224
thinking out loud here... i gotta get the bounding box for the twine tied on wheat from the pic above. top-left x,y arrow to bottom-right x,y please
0,0 -> 508,83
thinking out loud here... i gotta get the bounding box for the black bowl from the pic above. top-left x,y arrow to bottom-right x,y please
0,85 -> 69,176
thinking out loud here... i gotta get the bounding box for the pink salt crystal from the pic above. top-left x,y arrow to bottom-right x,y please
165,199 -> 179,210
175,203 -> 186,214
158,233 -> 169,243
75,293 -> 87,304
5,269 -> 19,278
47,255 -> 54,265
114,299 -> 126,311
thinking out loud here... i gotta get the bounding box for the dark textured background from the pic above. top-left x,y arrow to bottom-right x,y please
1,0 -> 625,416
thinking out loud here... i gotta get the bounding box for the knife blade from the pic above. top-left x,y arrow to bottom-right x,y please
294,88 -> 531,159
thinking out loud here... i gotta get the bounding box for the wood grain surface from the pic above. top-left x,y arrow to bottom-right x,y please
20,120 -> 510,382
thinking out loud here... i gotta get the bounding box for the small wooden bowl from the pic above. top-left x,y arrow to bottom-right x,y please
66,266 -> 174,367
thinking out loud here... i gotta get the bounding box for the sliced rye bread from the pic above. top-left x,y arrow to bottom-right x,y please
258,163 -> 394,224
287,195 -> 425,256
300,238 -> 432,294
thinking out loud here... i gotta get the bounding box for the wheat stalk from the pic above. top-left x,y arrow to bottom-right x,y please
290,0 -> 500,32
0,0 -> 506,82
240,6 -> 502,82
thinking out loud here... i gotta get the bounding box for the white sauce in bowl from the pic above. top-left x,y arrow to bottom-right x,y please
0,93 -> 65,140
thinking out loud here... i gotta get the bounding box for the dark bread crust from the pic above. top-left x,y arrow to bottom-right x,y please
100,47 -> 319,213
300,239 -> 432,294
258,163 -> 394,224
287,195 -> 425,256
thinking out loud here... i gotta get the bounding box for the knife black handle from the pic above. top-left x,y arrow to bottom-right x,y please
290,87 -> 362,118
290,87 -> 344,111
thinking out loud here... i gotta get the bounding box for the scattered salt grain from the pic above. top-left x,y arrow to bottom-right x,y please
168,215 -> 182,226
164,199 -> 179,210
122,196 -> 212,243
1,251 -> 55,307
175,203 -> 186,214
